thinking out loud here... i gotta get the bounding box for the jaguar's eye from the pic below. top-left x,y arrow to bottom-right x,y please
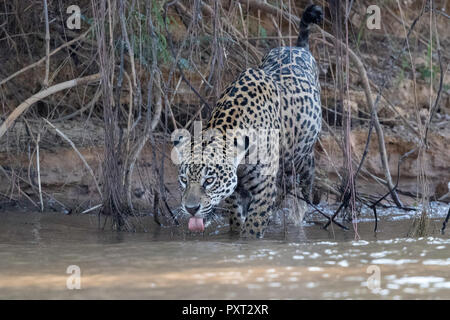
204,177 -> 215,187
180,176 -> 187,185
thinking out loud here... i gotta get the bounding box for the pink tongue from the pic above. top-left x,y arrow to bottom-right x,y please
188,217 -> 204,232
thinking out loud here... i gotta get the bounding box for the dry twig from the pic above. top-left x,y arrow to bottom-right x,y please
0,73 -> 101,139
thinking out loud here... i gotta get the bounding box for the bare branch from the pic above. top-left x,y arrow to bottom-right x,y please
0,73 -> 101,140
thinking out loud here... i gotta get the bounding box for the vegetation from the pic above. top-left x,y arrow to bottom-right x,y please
0,0 -> 448,236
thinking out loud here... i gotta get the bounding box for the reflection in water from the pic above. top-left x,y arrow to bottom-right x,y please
0,203 -> 449,299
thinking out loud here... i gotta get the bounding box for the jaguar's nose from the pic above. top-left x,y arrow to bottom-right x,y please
185,204 -> 201,216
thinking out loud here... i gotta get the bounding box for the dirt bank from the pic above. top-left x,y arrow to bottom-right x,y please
1,119 -> 448,213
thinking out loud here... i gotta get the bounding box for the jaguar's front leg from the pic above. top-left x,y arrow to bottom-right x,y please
241,174 -> 277,238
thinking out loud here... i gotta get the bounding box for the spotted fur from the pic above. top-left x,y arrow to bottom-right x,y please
174,5 -> 323,238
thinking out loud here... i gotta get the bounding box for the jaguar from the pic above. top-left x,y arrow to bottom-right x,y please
173,4 -> 323,238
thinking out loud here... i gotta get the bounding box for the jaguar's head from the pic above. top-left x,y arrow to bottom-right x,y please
172,130 -> 245,232
178,162 -> 238,231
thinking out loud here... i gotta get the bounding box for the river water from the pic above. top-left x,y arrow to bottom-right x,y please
0,202 -> 449,299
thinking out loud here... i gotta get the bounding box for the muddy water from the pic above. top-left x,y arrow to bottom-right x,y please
0,203 -> 449,299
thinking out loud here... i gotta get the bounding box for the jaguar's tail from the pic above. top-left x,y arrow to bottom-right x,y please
296,5 -> 323,49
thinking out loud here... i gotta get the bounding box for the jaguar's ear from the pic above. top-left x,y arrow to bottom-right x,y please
171,129 -> 191,165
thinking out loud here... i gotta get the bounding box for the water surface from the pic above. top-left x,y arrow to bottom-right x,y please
0,203 -> 449,299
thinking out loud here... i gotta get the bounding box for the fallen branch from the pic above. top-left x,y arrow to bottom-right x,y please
81,204 -> 103,214
289,191 -> 349,231
0,73 -> 101,140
